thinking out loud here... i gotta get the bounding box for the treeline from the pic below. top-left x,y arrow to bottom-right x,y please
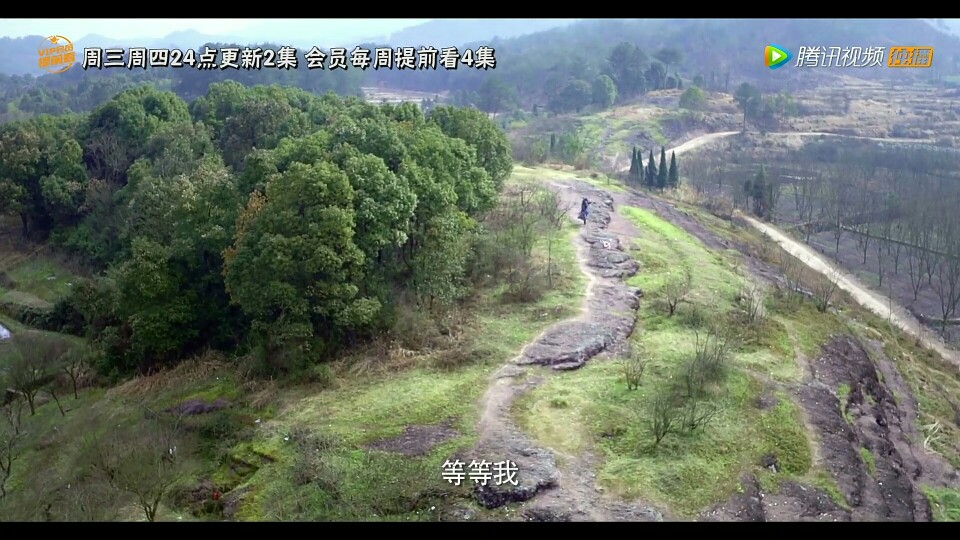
445,41 -> 686,117
626,146 -> 679,190
366,18 -> 960,114
0,81 -> 512,375
0,43 -> 365,124
686,139 -> 960,332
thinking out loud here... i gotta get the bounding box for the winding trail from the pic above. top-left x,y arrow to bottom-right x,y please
466,182 -> 660,521
464,127 -> 959,521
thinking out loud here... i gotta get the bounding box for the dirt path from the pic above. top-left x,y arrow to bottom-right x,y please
630,129 -> 960,372
465,180 -> 660,521
617,185 -> 957,522
462,128 -> 957,521
743,214 -> 960,370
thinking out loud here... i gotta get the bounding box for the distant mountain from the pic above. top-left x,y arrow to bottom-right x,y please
365,18 -> 960,103
386,19 -> 578,48
925,19 -> 960,38
154,30 -> 237,49
0,36 -> 44,76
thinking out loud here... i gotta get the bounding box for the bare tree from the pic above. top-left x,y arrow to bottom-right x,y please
620,343 -> 646,391
815,269 -> 843,313
931,255 -> 960,333
646,390 -> 680,446
8,332 -> 70,415
537,189 -> 574,287
737,281 -> 767,324
663,267 -> 694,316
0,395 -> 27,499
778,250 -> 805,300
62,347 -> 89,400
88,413 -> 185,522
680,399 -> 722,434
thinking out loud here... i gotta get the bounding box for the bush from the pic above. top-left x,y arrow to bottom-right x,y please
621,343 -> 646,390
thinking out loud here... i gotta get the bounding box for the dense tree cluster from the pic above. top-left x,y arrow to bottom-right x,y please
0,81 -> 512,375
0,43 -> 364,124
627,145 -> 679,190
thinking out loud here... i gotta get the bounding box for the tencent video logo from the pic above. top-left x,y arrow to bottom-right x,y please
765,44 -> 792,69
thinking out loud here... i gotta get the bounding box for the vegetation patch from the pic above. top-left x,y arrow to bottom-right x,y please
515,205 -> 813,517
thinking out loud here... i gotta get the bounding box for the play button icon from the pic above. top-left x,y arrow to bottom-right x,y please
765,44 -> 792,69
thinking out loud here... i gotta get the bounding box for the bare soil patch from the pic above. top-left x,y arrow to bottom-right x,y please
365,420 -> 461,457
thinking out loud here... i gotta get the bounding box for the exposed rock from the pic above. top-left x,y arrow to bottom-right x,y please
165,398 -> 231,416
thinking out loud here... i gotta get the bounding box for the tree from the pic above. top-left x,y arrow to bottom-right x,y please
0,395 -> 27,499
429,105 -> 513,191
557,79 -> 593,113
62,346 -> 90,400
223,162 -> 375,370
607,43 -> 648,98
679,87 -> 707,111
663,268 -> 693,316
658,147 -> 668,190
591,74 -> 617,109
654,48 -> 683,74
537,190 -> 574,287
8,332 -> 69,415
676,73 -> 683,90
750,165 -> 769,218
668,151 -> 679,188
734,83 -> 762,131
477,77 -> 516,116
629,146 -> 640,183
646,62 -> 667,91
88,413 -> 185,522
646,149 -> 658,189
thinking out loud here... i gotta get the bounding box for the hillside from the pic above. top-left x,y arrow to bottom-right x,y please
386,19 -> 577,47
366,18 -> 960,102
3,19 -> 960,523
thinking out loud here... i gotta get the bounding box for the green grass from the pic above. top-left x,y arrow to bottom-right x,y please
5,257 -> 77,302
1,173 -> 592,522
579,110 -> 669,157
859,447 -> 876,476
923,487 -> 960,522
514,205 -> 814,517
511,164 -> 627,193
227,184 -> 589,520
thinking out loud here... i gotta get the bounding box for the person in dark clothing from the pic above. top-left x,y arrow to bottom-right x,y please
578,198 -> 589,225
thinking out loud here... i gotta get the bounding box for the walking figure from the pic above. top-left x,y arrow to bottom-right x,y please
578,198 -> 589,225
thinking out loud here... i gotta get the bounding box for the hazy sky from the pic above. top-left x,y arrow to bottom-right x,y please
0,18 -> 431,40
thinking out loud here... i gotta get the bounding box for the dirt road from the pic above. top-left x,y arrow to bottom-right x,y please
644,129 -> 960,370
743,213 -> 960,368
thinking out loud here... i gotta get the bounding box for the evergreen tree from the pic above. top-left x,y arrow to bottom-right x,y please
629,146 -> 639,183
646,149 -> 657,188
751,165 -> 767,217
668,151 -> 679,187
657,146 -> 668,189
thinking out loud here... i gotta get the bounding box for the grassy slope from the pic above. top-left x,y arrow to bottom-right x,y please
5,170 -> 960,520
514,203 -> 823,516
234,220 -> 585,521
617,192 -> 960,520
0,171 -> 590,522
